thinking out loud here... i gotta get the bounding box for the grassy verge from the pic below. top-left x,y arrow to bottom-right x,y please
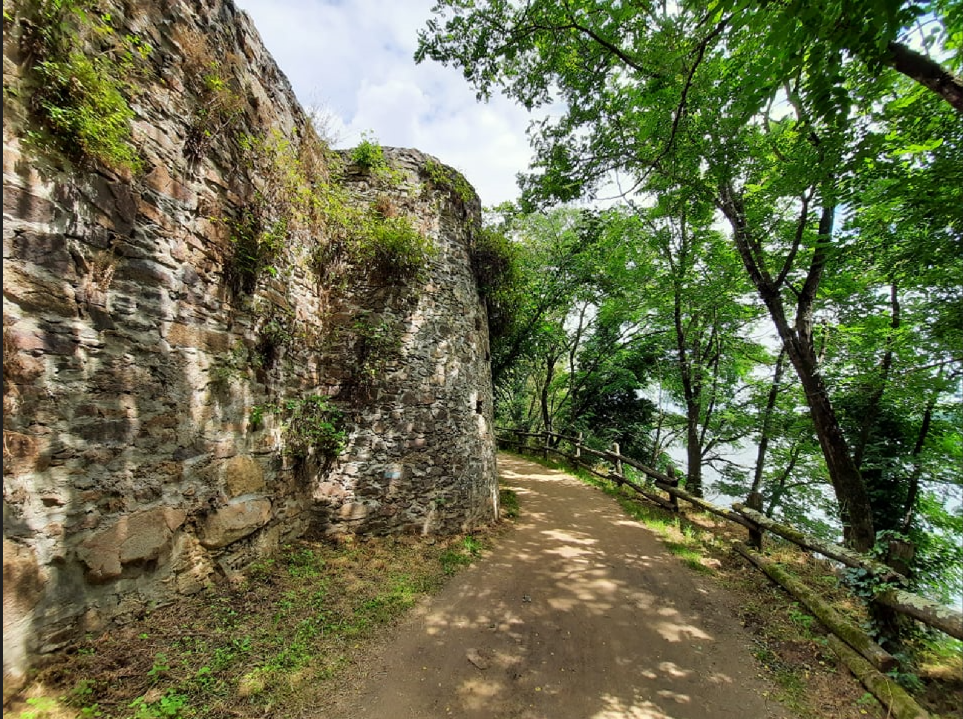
7,532 -> 494,719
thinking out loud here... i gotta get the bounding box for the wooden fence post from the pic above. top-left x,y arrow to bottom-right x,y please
611,442 -> 624,485
666,466 -> 680,512
542,431 -> 549,460
572,432 -> 583,471
746,491 -> 764,550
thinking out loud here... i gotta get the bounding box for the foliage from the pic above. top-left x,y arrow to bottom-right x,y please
128,690 -> 188,719
470,224 -> 519,340
179,29 -> 246,161
221,128 -> 433,293
223,204 -> 286,294
278,394 -> 345,461
417,0 -> 962,566
349,131 -> 387,171
439,534 -> 484,575
361,212 -> 434,277
254,395 -> 345,462
498,487 -> 520,519
350,311 -> 403,384
313,183 -> 435,283
423,158 -> 475,206
15,0 -> 149,172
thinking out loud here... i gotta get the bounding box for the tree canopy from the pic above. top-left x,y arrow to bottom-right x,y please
418,0 -> 962,589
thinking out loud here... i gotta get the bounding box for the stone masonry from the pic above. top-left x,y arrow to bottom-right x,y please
2,0 -> 498,692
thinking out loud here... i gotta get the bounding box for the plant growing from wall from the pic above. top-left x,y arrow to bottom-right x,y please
221,129 -> 334,295
312,184 -> 434,284
470,224 -> 519,340
209,341 -> 259,390
262,395 -> 346,462
219,127 -> 433,295
179,28 -> 246,162
222,204 -> 287,295
361,211 -> 433,279
423,158 -> 475,207
349,131 -> 387,172
350,311 -> 403,385
347,132 -> 406,186
13,0 -> 150,172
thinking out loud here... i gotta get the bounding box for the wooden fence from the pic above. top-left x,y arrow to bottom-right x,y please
497,427 -> 962,719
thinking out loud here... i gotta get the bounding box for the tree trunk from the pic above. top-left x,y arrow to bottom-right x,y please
685,408 -> 704,497
751,346 -> 786,495
719,184 -> 876,552
795,363 -> 876,551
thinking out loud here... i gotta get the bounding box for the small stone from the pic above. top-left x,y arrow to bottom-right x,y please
466,648 -> 489,670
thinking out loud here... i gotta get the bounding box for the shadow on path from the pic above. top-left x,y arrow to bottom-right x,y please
327,453 -> 792,719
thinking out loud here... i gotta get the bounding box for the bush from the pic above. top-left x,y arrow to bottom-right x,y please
19,0 -> 147,172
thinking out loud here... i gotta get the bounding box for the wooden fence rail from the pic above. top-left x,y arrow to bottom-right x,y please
496,427 -> 963,643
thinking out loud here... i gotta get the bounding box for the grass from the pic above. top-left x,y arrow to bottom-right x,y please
6,532 -> 492,719
499,487 -> 520,519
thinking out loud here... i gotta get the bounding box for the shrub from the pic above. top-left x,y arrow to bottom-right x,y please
349,132 -> 387,172
18,0 -> 148,172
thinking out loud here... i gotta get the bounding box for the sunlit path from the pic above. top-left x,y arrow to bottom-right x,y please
326,453 -> 793,719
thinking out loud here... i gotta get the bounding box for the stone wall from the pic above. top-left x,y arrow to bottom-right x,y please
2,0 -> 497,693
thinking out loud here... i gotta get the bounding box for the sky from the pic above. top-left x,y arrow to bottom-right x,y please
234,0 -> 536,207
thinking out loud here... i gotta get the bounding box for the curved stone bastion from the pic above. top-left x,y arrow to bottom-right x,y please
2,0 -> 497,691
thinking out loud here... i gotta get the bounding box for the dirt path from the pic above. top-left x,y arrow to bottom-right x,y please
327,454 -> 794,719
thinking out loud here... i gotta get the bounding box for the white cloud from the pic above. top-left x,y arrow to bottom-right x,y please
234,0 -> 535,206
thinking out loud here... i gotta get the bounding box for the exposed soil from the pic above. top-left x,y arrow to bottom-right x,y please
324,454 -> 795,719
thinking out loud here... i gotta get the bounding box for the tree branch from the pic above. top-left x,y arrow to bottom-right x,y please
887,40 -> 963,115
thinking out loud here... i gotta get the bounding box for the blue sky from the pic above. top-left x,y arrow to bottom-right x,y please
234,0 -> 536,206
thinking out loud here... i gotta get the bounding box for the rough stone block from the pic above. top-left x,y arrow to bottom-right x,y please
197,499 -> 272,549
76,507 -> 187,581
221,455 -> 266,497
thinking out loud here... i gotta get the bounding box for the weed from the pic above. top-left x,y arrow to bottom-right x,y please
788,602 -> 816,633
146,653 -> 170,682
463,535 -> 483,556
222,203 -> 286,295
279,394 -> 345,461
423,158 -> 475,206
663,541 -> 714,574
9,535 -> 483,717
350,131 -> 387,171
351,312 -> 402,383
252,395 -> 343,463
439,535 -> 485,575
249,403 -> 270,429
499,488 -> 520,519
16,0 -> 147,172
439,548 -> 473,575
887,665 -> 925,693
176,28 -> 245,161
128,690 -> 188,719
20,696 -> 60,718
285,546 -> 325,578
363,212 -> 434,276
209,342 -> 254,390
